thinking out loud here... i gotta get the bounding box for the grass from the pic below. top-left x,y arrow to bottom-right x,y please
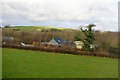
2,48 -> 118,78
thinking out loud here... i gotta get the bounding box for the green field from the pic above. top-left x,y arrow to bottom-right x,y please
2,48 -> 118,78
4,26 -> 69,31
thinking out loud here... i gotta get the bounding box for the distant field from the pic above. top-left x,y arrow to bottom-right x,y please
2,48 -> 118,78
3,26 -> 70,31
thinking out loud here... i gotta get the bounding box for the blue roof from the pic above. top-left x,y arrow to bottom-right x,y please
54,38 -> 63,44
50,37 -> 76,47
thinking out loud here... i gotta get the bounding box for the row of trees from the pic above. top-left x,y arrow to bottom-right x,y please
2,29 -> 75,44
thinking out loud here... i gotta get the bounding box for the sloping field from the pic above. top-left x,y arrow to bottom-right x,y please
5,26 -> 69,31
2,48 -> 118,78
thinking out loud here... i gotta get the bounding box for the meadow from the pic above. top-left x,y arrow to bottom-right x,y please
2,48 -> 118,78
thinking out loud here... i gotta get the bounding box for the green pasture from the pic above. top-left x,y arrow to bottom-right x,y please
2,48 -> 118,78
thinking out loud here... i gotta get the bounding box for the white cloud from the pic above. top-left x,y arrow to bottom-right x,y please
0,0 -> 119,31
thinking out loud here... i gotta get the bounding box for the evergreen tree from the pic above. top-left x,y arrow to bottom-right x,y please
80,24 -> 95,51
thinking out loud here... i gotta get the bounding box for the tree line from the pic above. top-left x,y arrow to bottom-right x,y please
2,25 -> 119,54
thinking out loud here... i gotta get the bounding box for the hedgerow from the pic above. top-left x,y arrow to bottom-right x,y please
2,44 -> 118,59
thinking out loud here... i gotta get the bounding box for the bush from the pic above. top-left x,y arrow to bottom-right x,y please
108,47 -> 119,54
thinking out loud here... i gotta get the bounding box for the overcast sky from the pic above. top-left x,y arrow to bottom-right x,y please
0,0 -> 119,31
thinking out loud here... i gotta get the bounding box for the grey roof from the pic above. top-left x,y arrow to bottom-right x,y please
49,38 -> 76,47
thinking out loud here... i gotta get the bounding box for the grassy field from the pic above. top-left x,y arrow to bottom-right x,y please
4,26 -> 69,31
2,48 -> 118,78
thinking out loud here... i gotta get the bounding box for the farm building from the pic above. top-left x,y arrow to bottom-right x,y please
74,41 -> 96,49
74,41 -> 83,49
48,38 -> 76,48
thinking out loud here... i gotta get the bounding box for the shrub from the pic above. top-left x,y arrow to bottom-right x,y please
108,47 -> 119,54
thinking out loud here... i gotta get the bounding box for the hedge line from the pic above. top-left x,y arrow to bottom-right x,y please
2,44 -> 118,59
